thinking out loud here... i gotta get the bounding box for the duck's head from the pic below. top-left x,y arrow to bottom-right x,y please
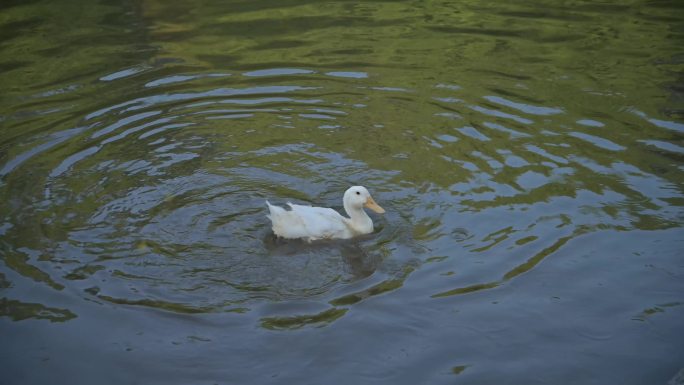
344,186 -> 385,214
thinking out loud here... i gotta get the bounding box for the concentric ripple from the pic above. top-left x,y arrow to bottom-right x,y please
1,1 -> 683,383
1,0 -> 682,357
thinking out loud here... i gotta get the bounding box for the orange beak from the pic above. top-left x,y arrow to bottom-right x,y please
364,196 -> 385,214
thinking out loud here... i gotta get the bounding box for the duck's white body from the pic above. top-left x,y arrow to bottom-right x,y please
266,186 -> 385,241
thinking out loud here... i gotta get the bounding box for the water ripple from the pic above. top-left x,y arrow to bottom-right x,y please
0,4 -> 682,366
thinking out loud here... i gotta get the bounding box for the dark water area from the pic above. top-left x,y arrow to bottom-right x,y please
1,0 -> 683,384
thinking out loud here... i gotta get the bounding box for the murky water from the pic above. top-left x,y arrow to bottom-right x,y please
1,0 -> 683,384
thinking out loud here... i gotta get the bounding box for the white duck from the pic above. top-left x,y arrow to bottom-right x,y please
266,186 -> 385,241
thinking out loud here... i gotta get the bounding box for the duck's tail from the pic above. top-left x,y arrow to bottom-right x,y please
265,200 -> 286,220
265,200 -> 273,220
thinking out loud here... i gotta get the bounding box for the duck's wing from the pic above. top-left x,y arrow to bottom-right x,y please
267,202 -> 351,240
289,204 -> 353,240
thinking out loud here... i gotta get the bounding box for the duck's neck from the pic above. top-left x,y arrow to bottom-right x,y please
344,202 -> 373,234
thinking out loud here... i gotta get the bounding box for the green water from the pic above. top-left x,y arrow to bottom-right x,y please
1,1 -> 683,384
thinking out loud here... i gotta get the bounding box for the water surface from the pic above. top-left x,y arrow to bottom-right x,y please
1,1 -> 683,384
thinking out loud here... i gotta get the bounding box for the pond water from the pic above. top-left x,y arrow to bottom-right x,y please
1,0 -> 683,384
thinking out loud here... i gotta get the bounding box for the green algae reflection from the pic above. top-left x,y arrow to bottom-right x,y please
260,307 -> 348,330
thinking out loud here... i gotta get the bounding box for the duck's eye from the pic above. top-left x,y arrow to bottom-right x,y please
356,191 -> 360,195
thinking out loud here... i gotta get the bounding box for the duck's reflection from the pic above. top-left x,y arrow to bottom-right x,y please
263,232 -> 381,279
